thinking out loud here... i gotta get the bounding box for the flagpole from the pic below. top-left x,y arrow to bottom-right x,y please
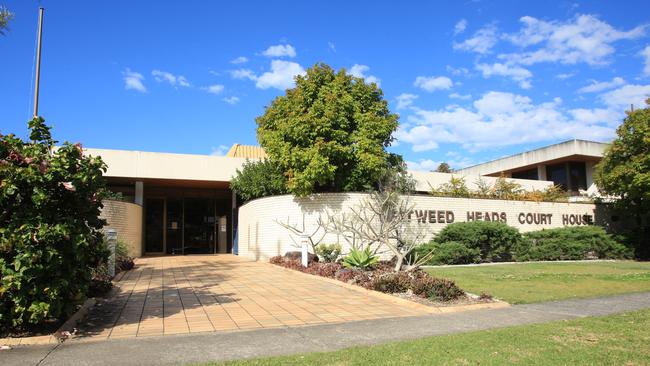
33,7 -> 44,118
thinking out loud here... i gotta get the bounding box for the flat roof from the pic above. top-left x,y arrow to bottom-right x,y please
455,139 -> 609,176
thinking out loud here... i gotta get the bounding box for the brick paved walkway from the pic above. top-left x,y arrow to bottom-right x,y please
77,255 -> 430,340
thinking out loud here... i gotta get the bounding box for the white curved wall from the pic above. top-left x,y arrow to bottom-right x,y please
100,200 -> 143,257
237,193 -> 601,261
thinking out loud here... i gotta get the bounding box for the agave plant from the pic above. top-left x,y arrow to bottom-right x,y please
342,247 -> 378,269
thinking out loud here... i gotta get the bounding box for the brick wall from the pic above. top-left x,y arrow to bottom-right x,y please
100,200 -> 143,257
237,193 -> 610,261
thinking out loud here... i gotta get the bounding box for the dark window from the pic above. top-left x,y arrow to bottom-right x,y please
546,163 -> 568,190
568,161 -> 587,192
144,198 -> 164,253
512,168 -> 539,180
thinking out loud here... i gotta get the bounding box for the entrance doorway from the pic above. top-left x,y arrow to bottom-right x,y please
144,196 -> 229,255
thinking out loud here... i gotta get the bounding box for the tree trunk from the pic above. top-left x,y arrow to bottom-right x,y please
394,254 -> 404,272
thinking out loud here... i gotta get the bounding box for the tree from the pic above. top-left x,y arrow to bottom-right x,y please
0,117 -> 108,328
0,6 -> 14,36
327,190 -> 432,272
435,162 -> 451,173
256,63 -> 400,196
230,159 -> 288,201
595,100 -> 650,214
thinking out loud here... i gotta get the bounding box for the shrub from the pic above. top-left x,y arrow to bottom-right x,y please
436,221 -> 524,262
114,240 -> 134,272
518,226 -> 633,261
411,276 -> 464,301
371,272 -> 411,293
269,255 -> 285,265
315,244 -> 342,263
230,159 -> 288,201
414,241 -> 481,265
0,118 -> 109,328
304,262 -> 341,278
342,247 -> 378,269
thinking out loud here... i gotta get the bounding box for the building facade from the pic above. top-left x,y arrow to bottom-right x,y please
89,140 -> 611,258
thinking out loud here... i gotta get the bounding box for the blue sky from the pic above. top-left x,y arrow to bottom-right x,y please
2,0 -> 650,171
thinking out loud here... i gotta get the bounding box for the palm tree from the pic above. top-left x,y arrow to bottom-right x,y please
0,6 -> 14,36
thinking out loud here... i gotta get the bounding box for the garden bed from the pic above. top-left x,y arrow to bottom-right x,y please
269,256 -> 497,307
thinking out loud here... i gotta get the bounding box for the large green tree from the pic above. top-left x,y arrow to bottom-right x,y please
256,63 -> 401,196
595,99 -> 650,214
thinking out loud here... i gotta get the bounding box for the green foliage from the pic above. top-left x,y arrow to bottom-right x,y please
431,176 -> 471,198
517,226 -> 633,261
436,221 -> 524,262
595,99 -> 650,215
492,175 -> 524,200
230,159 -> 288,201
0,117 -> 109,328
411,276 -> 465,301
0,6 -> 14,36
256,63 -> 400,196
415,241 -> 481,265
435,162 -> 451,173
371,272 -> 412,293
342,247 -> 379,269
315,244 -> 342,263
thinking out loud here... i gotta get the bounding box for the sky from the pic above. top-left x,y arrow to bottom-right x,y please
1,0 -> 650,171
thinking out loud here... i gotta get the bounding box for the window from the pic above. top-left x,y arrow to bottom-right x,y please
512,168 -> 539,180
546,163 -> 568,190
568,162 -> 587,192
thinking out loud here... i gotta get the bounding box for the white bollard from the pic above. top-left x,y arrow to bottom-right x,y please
300,235 -> 309,267
106,229 -> 117,277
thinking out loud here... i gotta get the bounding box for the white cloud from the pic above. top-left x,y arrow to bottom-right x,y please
446,65 -> 470,77
395,93 -> 418,110
568,108 -> 621,126
256,60 -> 305,90
396,91 -> 615,152
577,77 -> 625,93
453,24 -> 498,54
223,96 -> 240,105
454,19 -> 467,35
406,156 -> 474,172
599,84 -> 650,109
328,41 -> 336,52
204,84 -> 224,94
151,70 -> 190,88
349,64 -> 381,86
475,63 -> 533,89
230,68 -> 257,81
261,44 -> 296,58
122,69 -> 146,93
414,76 -> 453,92
231,56 -> 248,64
210,145 -> 229,156
556,73 -> 575,80
642,45 -> 650,76
500,15 -> 646,66
449,93 -> 472,100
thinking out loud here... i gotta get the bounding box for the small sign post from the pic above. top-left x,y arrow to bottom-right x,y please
106,229 -> 117,277
300,235 -> 309,267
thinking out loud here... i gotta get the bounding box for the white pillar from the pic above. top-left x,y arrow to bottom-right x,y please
135,181 -> 144,206
537,165 -> 547,181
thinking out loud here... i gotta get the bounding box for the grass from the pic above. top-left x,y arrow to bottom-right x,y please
204,308 -> 650,366
425,261 -> 650,304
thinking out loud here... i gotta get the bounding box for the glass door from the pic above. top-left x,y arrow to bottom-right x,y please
183,198 -> 216,254
144,198 -> 164,253
166,198 -> 183,255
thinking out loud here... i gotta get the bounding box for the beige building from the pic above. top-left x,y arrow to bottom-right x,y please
455,139 -> 608,196
88,140 -> 609,258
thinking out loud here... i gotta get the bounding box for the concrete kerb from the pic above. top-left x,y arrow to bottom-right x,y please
264,262 -> 510,314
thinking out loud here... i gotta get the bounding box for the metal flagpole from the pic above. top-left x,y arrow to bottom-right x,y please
33,7 -> 44,118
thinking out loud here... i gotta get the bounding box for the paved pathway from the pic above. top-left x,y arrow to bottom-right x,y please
74,255 -> 431,340
4,292 -> 650,366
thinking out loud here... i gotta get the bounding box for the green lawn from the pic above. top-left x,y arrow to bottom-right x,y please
426,261 -> 650,304
206,308 -> 650,366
